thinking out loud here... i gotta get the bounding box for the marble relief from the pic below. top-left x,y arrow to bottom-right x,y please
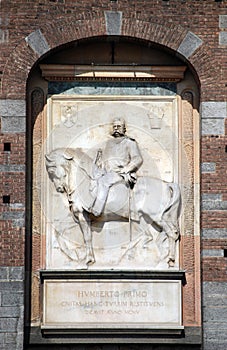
38,96 -> 182,270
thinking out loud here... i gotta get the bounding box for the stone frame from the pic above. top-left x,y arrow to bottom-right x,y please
29,73 -> 201,344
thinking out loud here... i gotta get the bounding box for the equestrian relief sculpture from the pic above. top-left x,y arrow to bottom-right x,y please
45,118 -> 181,269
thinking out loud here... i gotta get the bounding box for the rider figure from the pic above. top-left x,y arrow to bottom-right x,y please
90,118 -> 143,216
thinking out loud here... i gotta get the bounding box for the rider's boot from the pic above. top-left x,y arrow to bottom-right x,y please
90,189 -> 108,216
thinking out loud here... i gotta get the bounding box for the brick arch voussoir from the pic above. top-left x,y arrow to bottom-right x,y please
40,14 -> 106,51
1,13 -> 107,99
188,45 -> 221,101
122,18 -> 219,97
122,18 -> 188,51
1,14 -> 218,101
1,40 -> 38,99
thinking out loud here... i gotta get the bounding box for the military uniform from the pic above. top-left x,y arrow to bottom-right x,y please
91,135 -> 143,216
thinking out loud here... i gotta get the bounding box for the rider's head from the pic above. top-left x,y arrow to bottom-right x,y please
112,118 -> 126,137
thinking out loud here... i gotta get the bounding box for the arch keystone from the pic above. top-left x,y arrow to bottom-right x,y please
105,11 -> 122,35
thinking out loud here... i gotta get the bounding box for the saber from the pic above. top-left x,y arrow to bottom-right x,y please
129,187 -> 132,242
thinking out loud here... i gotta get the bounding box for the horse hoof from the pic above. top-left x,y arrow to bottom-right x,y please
86,257 -> 95,266
168,259 -> 175,267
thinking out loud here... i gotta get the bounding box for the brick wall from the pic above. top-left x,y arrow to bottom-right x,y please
0,1 -> 227,349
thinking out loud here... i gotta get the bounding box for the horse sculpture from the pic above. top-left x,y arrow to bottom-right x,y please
45,148 -> 181,267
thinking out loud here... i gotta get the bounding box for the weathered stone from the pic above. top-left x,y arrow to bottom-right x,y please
202,249 -> 224,257
9,267 -> 24,281
0,333 -> 4,345
0,99 -> 26,117
0,267 -> 8,280
0,165 -> 25,172
9,203 -> 25,209
203,282 -> 227,348
219,31 -> 227,45
3,345 -> 22,350
0,306 -> 21,317
201,162 -> 216,173
0,211 -> 24,221
219,15 -> 227,28
202,118 -> 225,135
201,101 -> 226,118
16,333 -> 24,350
11,219 -> 25,228
25,29 -> 50,56
2,292 -> 24,306
201,101 -> 226,135
5,333 -> 17,344
105,11 -> 122,35
202,194 -> 227,210
202,228 -> 227,239
203,306 -> 227,323
0,281 -> 24,291
177,31 -> 203,58
203,282 -> 227,295
202,194 -> 222,201
204,341 -> 227,350
203,292 -> 227,307
1,116 -> 26,133
0,318 -> 18,332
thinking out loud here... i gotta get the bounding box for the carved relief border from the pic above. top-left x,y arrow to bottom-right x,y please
179,91 -> 201,327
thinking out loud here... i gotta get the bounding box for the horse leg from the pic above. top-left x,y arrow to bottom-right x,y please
161,221 -> 179,267
77,210 -> 95,265
168,236 -> 176,267
139,214 -> 154,248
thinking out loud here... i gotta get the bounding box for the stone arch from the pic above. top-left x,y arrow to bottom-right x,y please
1,11 -> 218,100
22,11 -> 204,342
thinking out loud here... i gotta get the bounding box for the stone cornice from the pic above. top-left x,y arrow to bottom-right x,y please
40,64 -> 187,82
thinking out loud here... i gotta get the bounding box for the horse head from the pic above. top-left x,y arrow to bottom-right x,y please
45,149 -> 73,193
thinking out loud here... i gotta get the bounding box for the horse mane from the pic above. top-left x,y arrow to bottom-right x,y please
46,147 -> 94,179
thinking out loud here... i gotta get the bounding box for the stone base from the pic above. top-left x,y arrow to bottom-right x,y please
38,270 -> 187,338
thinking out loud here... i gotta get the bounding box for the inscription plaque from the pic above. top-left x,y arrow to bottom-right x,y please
42,279 -> 182,331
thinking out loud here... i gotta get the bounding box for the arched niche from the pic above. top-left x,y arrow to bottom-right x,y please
26,36 -> 201,345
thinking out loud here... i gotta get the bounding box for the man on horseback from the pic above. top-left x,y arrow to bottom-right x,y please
90,118 -> 143,216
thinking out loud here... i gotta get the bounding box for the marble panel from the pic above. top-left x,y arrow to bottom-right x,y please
38,95 -> 181,270
42,279 -> 182,330
48,82 -> 177,96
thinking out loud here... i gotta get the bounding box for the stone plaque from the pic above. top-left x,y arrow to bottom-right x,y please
42,279 -> 182,331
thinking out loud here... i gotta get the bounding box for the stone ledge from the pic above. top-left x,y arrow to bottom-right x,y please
40,269 -> 186,283
28,325 -> 201,345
